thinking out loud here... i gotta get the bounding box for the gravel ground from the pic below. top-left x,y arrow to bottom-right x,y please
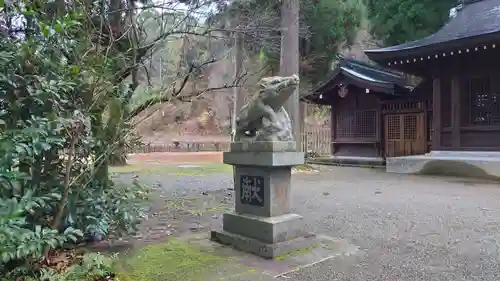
285,167 -> 500,281
115,172 -> 234,244
122,165 -> 500,281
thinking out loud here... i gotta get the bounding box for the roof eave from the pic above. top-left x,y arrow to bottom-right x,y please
344,58 -> 403,78
301,96 -> 331,106
312,71 -> 408,96
309,58 -> 412,98
341,70 -> 396,94
313,67 -> 342,93
365,31 -> 500,63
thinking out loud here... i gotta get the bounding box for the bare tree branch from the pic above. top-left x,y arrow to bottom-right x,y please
127,56 -> 249,119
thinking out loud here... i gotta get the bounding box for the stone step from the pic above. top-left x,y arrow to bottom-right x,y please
427,151 -> 500,158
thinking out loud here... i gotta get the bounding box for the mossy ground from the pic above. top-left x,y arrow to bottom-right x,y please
114,239 -> 226,281
273,245 -> 316,261
292,164 -> 319,173
110,163 -> 232,176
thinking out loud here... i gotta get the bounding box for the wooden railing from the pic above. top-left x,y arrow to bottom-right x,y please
127,127 -> 332,155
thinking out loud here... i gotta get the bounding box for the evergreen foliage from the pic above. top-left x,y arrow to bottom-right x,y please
365,0 -> 456,45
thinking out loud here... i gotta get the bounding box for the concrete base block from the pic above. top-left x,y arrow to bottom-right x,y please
222,212 -> 304,244
307,156 -> 385,167
386,151 -> 500,180
210,229 -> 318,259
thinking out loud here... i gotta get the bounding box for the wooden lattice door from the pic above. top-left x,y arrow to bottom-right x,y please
385,113 -> 426,157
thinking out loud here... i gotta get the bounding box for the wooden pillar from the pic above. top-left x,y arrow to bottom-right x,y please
331,104 -> 336,155
423,100 -> 429,152
299,101 -> 306,152
432,78 -> 441,150
376,100 -> 383,157
451,75 -> 461,149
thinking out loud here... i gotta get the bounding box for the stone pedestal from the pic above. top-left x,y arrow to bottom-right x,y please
210,141 -> 316,259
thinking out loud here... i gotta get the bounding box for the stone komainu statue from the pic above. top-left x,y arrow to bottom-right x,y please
233,75 -> 300,142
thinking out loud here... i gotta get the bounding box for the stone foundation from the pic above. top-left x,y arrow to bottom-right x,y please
210,230 -> 318,260
210,141 -> 315,259
307,155 -> 385,167
386,151 -> 500,180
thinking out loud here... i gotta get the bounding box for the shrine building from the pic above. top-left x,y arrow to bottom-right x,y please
305,0 -> 500,178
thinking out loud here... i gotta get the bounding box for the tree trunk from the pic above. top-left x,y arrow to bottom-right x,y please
279,0 -> 301,150
231,29 -> 244,138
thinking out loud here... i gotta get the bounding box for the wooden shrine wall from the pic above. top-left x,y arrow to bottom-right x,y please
331,87 -> 382,158
432,47 -> 500,151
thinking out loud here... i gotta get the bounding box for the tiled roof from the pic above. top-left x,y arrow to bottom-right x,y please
342,59 -> 407,86
313,58 -> 409,94
365,0 -> 500,60
302,58 -> 411,104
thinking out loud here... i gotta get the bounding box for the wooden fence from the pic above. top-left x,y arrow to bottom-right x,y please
127,127 -> 331,155
301,127 -> 331,156
126,141 -> 231,153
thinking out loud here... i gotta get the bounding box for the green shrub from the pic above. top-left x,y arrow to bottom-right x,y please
0,4 -> 149,280
0,192 -> 82,264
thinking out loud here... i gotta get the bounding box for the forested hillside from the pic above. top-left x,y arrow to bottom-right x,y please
132,0 -> 458,143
